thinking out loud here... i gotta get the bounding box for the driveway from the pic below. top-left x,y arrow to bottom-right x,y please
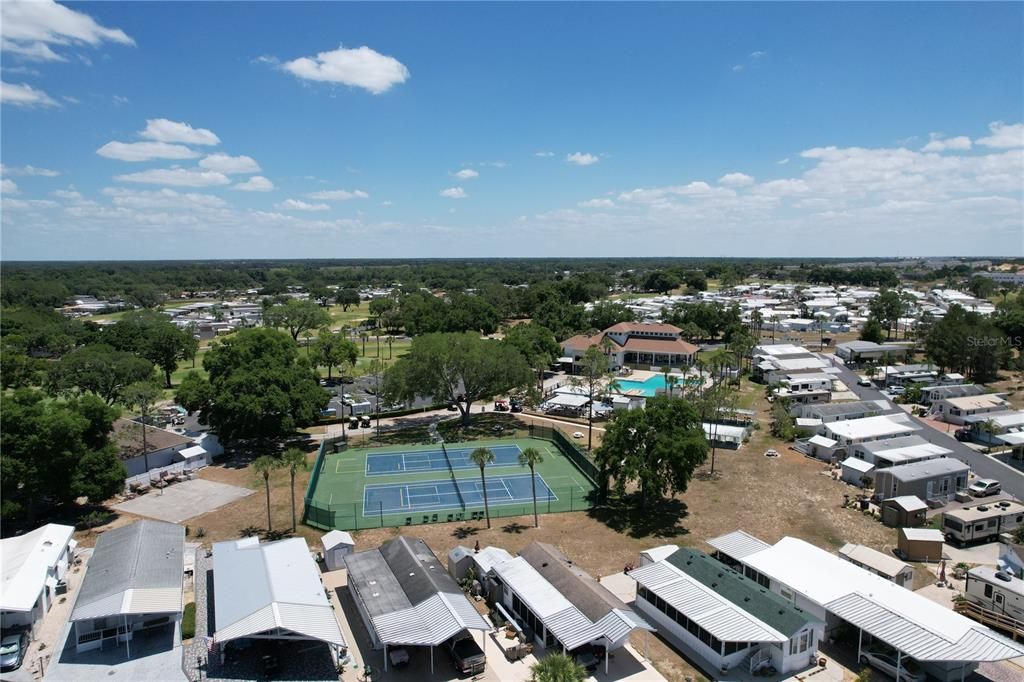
113,478 -> 253,523
824,356 -> 1024,500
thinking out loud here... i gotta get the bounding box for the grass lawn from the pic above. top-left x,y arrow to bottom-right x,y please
327,301 -> 372,328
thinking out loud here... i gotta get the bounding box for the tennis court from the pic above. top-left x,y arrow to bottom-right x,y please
305,435 -> 598,530
362,472 -> 556,516
364,443 -> 523,476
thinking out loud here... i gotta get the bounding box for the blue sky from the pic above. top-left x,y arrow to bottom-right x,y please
2,1 -> 1022,260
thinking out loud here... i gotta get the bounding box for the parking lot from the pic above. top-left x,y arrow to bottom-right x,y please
113,478 -> 254,524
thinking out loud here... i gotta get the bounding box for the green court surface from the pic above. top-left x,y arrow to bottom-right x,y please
305,436 -> 597,531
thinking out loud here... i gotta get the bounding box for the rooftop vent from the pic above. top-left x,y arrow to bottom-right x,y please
372,592 -> 380,597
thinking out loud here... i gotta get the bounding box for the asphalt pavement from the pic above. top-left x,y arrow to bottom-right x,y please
824,355 -> 1024,500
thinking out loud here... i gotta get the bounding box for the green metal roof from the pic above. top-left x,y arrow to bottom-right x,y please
666,548 -> 819,637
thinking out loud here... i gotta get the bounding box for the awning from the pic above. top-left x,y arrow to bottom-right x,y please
996,432 -> 1024,446
546,393 -> 590,408
809,435 -> 838,448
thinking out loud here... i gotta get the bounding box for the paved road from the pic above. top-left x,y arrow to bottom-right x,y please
825,356 -> 1024,500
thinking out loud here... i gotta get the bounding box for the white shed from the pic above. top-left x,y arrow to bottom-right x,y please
841,457 -> 875,487
321,530 -> 355,571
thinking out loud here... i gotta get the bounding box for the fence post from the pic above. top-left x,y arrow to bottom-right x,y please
379,501 -> 384,527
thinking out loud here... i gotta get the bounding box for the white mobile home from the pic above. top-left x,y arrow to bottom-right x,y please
0,524 -> 76,631
965,567 -> 1024,624
929,394 -> 1011,425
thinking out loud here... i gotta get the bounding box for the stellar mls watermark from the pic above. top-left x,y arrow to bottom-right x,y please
967,335 -> 1023,348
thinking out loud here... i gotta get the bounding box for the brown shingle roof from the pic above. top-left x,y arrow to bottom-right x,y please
112,418 -> 193,460
605,322 -> 682,335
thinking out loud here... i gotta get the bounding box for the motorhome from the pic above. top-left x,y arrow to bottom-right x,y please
964,566 -> 1024,624
942,500 -> 1024,545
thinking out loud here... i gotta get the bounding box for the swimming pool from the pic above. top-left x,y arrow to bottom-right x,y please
615,374 -> 700,397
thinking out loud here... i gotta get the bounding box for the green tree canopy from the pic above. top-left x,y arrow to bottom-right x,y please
1,389 -> 125,521
503,323 -> 561,385
384,332 -> 532,424
334,288 -> 361,311
859,316 -> 885,343
529,653 -> 587,682
595,395 -> 709,508
47,343 -> 156,404
175,328 -> 329,442
263,298 -> 332,341
108,310 -> 194,387
313,328 -> 359,380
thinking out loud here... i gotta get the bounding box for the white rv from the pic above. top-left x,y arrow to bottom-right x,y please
942,500 -> 1024,545
965,566 -> 1024,623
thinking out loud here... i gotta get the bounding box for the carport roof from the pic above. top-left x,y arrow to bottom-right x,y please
212,537 -> 346,647
71,520 -> 183,622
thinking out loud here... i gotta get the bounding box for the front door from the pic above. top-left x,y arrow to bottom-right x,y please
995,592 -> 1005,612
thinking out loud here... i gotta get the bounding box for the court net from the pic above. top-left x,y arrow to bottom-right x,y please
440,441 -> 466,510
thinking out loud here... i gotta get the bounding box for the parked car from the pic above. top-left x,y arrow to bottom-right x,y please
969,478 -> 1001,497
446,632 -> 485,675
857,376 -> 873,387
388,647 -> 410,668
955,428 -> 972,441
859,648 -> 925,682
886,385 -> 906,395
0,632 -> 28,672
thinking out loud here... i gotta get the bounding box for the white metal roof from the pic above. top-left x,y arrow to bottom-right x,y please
808,435 -> 838,448
0,524 -> 75,612
321,530 -> 354,551
547,393 -> 591,408
706,530 -> 772,561
741,536 -> 1024,663
867,440 -> 951,463
629,561 -> 787,643
996,432 -> 1024,446
838,544 -> 911,579
823,415 -> 918,442
841,458 -> 875,474
887,495 -> 928,512
640,545 -> 679,564
702,423 -> 748,441
177,445 -> 207,460
370,592 -> 489,646
213,537 -> 346,647
900,528 -> 944,543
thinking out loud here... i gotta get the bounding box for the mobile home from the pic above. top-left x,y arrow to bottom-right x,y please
965,566 -> 1024,624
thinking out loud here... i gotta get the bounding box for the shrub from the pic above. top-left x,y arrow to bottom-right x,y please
182,602 -> 196,639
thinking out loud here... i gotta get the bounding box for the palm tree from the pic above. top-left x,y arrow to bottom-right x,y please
530,653 -> 586,682
518,447 -> 545,528
123,381 -> 162,476
281,448 -> 308,531
386,335 -> 394,360
470,447 -> 496,528
252,455 -> 280,532
359,331 -> 368,356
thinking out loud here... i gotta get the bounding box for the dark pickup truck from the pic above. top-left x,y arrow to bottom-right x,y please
446,632 -> 486,676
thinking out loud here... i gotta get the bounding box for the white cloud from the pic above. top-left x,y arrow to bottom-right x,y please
275,199 -> 330,212
751,178 -> 810,196
140,118 -> 220,146
976,121 -> 1024,149
618,181 -> 735,203
112,94 -> 128,106
718,172 -> 755,187
777,158 -> 790,165
102,187 -> 227,209
199,153 -> 260,174
566,152 -> 599,166
750,50 -> 767,59
1,80 -> 58,107
0,0 -> 133,62
97,141 -> 200,162
115,168 -> 231,187
1,164 -> 59,177
921,134 -> 972,153
280,44 -> 410,94
3,197 -> 57,210
61,94 -> 79,104
2,179 -> 20,194
453,169 -> 479,180
381,200 -> 393,206
51,189 -> 81,200
535,151 -> 554,158
307,189 -> 369,201
578,198 -> 615,209
731,64 -> 744,72
440,187 -> 467,199
232,176 -> 275,192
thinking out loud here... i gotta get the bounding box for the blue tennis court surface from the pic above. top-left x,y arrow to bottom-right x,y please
365,444 -> 523,476
362,473 -> 556,516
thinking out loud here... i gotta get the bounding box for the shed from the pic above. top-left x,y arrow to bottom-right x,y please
841,457 -> 875,487
898,528 -> 945,563
321,530 -> 355,571
838,544 -> 913,588
881,496 -> 928,528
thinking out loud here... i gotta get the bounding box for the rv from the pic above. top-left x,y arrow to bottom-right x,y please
942,500 -> 1024,545
965,566 -> 1024,623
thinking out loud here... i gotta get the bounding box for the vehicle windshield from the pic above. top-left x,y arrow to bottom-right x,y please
0,642 -> 19,654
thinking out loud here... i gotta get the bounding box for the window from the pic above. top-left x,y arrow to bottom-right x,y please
985,584 -> 993,598
799,631 -> 810,652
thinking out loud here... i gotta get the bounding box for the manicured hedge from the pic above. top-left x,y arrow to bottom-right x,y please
182,602 -> 196,639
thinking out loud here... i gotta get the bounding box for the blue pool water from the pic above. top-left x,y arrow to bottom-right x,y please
615,374 -> 700,397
